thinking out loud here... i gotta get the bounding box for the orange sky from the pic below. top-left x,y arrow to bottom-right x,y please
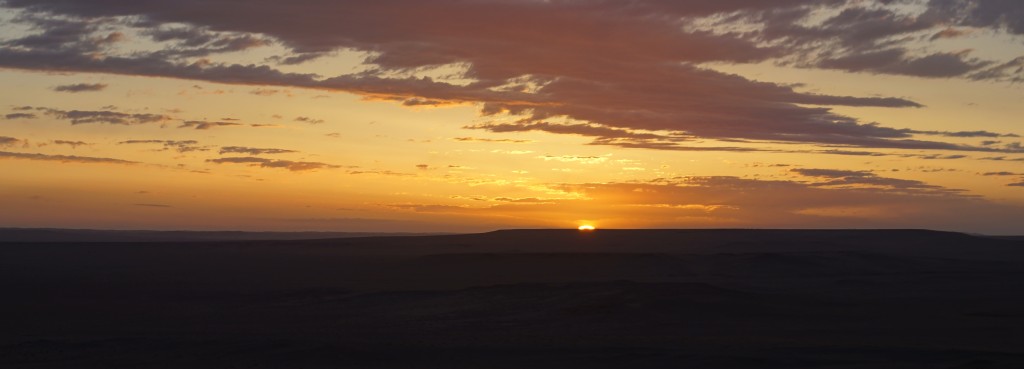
1,0 -> 1023,234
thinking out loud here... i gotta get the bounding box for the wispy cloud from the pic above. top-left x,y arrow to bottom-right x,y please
47,140 -> 92,148
53,83 -> 107,93
540,155 -> 609,164
4,113 -> 37,120
120,139 -> 208,153
453,137 -> 533,143
207,157 -> 339,171
178,120 -> 243,130
294,116 -> 325,124
218,146 -> 299,155
134,203 -> 172,208
379,173 -> 1024,232
0,150 -> 137,165
0,136 -> 27,147
791,168 -> 953,193
26,106 -> 173,125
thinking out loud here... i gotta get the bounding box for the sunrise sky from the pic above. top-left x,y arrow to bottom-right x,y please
1,0 -> 1023,233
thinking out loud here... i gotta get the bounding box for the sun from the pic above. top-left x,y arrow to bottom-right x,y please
578,224 -> 596,231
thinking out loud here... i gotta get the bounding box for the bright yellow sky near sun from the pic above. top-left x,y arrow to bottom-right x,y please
1,1 -> 1023,234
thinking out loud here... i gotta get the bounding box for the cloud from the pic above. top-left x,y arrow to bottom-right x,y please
250,88 -> 281,96
540,155 -> 609,164
470,120 -> 1018,153
791,168 -> 952,192
0,150 -> 137,165
452,137 -> 533,143
179,120 -> 243,130
50,140 -> 91,148
912,153 -> 970,160
982,172 -> 1020,176
386,174 -> 1024,233
968,56 -> 1024,82
346,169 -> 414,176
0,0 -> 1018,153
3,13 -> 109,51
141,25 -> 273,58
4,113 -> 36,119
120,139 -> 208,153
53,83 -> 107,93
468,121 -> 677,141
134,203 -> 172,208
817,49 -> 992,78
928,0 -> 1024,35
815,149 -> 889,157
930,28 -> 971,41
754,5 -> 1021,80
467,121 -> 765,152
762,7 -> 938,50
494,197 -> 555,204
938,130 -> 1019,138
0,136 -> 26,147
39,108 -> 171,125
389,204 -> 475,213
791,168 -> 873,178
207,157 -> 339,171
294,116 -> 325,124
270,51 -> 331,65
219,146 -> 298,155
563,176 -> 1020,232
980,156 -> 1024,162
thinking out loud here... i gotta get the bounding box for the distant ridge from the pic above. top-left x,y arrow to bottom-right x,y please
242,228 -> 1024,261
0,228 -> 447,243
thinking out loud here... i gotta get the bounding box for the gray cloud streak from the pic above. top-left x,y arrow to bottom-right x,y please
0,150 -> 137,164
53,83 -> 107,93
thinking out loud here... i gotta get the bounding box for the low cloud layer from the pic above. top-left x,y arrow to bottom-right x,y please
395,173 -> 1023,233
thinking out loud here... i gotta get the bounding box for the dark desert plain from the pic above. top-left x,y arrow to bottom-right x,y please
3,229 -> 1024,369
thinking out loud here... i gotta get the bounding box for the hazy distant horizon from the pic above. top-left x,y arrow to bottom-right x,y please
2,226 -> 1022,237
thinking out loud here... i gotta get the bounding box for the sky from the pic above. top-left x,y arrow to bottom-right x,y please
0,0 -> 1023,234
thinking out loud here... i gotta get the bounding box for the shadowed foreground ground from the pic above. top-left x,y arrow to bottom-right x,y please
2,229 -> 1023,368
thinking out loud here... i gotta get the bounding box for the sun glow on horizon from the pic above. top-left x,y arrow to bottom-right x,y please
578,224 -> 596,231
